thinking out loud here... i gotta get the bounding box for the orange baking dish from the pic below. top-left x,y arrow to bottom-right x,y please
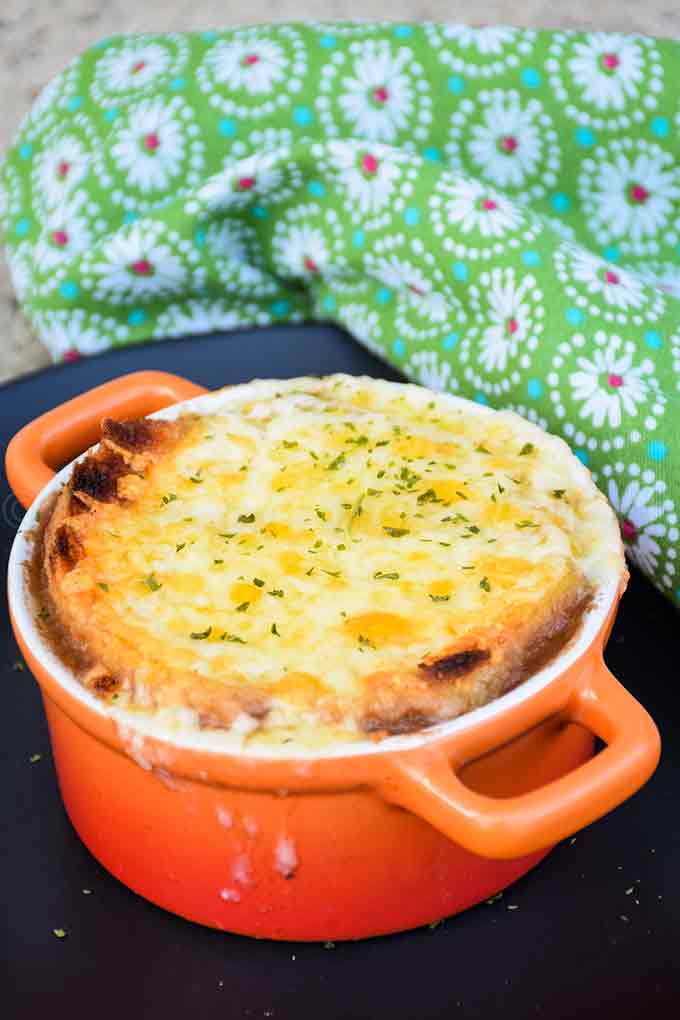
5,371 -> 661,940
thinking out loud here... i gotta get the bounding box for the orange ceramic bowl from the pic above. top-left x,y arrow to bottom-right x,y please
5,371 -> 661,941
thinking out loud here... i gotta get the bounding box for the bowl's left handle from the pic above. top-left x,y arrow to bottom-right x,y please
5,371 -> 208,509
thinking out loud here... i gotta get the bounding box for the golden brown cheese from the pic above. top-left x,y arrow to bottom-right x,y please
36,375 -> 624,748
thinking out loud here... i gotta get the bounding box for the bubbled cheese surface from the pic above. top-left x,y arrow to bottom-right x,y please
74,375 -> 623,745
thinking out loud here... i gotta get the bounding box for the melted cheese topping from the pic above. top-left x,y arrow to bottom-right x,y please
47,376 -> 623,748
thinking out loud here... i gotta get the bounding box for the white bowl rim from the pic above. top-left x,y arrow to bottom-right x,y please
7,376 -> 621,761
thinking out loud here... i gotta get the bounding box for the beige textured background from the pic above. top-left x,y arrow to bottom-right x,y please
2,1 -> 679,383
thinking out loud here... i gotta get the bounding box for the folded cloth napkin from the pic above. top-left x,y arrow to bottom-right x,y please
1,22 -> 679,603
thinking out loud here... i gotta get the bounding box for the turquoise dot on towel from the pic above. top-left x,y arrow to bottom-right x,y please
352,229 -> 365,247
651,116 -> 669,138
551,192 -> 570,213
14,217 -> 30,237
127,309 -> 146,326
393,25 -> 413,38
522,250 -> 541,267
202,30 -> 218,41
169,77 -> 186,92
448,75 -> 465,94
404,207 -> 420,226
194,228 -> 206,248
59,281 -> 79,300
603,245 -> 620,263
452,261 -> 468,281
123,211 -> 139,224
294,106 -> 314,127
271,299 -> 289,316
527,378 -> 542,399
323,295 -> 337,312
218,118 -> 236,137
308,180 -> 325,197
648,440 -> 667,462
67,96 -> 83,112
376,287 -> 392,304
423,147 -> 441,162
104,108 -> 119,123
319,34 -> 336,48
474,392 -> 489,405
442,333 -> 458,350
252,205 -> 268,219
566,307 -> 584,326
574,448 -> 589,465
645,330 -> 663,349
393,338 -> 405,357
19,143 -> 33,160
575,127 -> 595,147
521,68 -> 541,88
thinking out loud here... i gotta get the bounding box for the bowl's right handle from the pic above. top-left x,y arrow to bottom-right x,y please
6,371 -> 208,509
378,661 -> 660,860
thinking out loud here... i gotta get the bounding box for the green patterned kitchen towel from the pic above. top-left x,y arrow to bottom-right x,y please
1,22 -> 680,602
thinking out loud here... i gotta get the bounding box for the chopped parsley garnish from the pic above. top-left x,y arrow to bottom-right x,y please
455,490 -> 469,501
375,439 -> 390,447
161,493 -> 177,505
220,632 -> 246,644
552,489 -> 566,499
143,572 -> 162,592
238,513 -> 255,524
327,452 -> 346,471
322,569 -> 341,578
175,542 -> 186,553
358,634 -> 376,649
271,623 -> 281,637
383,527 -> 410,538
236,601 -> 250,612
213,559 -> 224,565
516,520 -> 539,529
97,582 -> 109,592
346,434 -> 369,446
190,626 -> 212,640
475,444 -> 491,454
268,589 -> 284,598
417,488 -> 442,505
37,607 -> 50,621
519,443 -> 535,456
466,525 -> 480,534
399,466 -> 421,489
479,577 -> 491,592
282,440 -> 298,448
253,578 -> 265,587
429,594 -> 450,602
189,473 -> 204,484
315,508 -> 327,521
374,571 -> 400,580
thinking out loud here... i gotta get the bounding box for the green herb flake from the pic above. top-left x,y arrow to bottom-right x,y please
189,473 -> 204,484
236,602 -> 250,613
322,569 -> 341,578
519,443 -> 535,456
417,488 -> 442,505
429,594 -> 450,603
143,572 -> 162,592
161,493 -> 177,505
374,571 -> 400,580
253,578 -> 265,587
238,513 -> 255,524
268,589 -> 284,598
552,489 -> 566,499
358,634 -> 376,649
213,559 -> 224,565
271,623 -> 281,637
97,582 -> 109,592
479,577 -> 491,592
383,527 -> 410,538
282,440 -> 298,449
175,542 -> 186,553
315,508 -> 327,521
29,753 -> 42,764
515,520 -> 539,529
327,452 -> 346,471
190,626 -> 212,640
52,928 -> 67,939
475,444 -> 491,454
220,632 -> 246,644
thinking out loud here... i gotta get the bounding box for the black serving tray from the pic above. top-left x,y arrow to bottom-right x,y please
2,324 -> 679,1020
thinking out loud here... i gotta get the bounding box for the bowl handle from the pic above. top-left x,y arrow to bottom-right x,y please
378,661 -> 660,859
5,371 -> 208,509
